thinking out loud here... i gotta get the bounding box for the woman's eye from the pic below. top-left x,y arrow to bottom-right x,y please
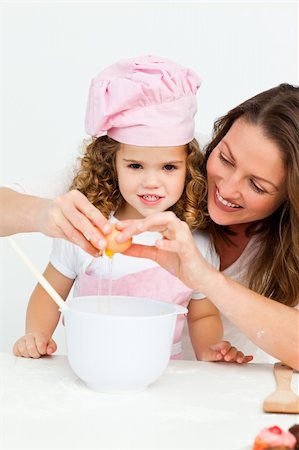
218,152 -> 233,166
250,179 -> 266,195
163,164 -> 176,171
129,163 -> 142,169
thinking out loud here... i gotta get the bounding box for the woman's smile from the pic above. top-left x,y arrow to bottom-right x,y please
215,189 -> 242,211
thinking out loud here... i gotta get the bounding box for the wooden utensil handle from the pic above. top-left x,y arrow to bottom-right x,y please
274,362 -> 294,391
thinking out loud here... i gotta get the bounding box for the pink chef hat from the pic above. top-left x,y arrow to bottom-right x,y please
85,55 -> 201,146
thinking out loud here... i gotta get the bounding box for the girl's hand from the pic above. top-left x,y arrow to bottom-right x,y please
118,211 -> 216,292
37,190 -> 112,256
200,341 -> 253,364
12,332 -> 57,358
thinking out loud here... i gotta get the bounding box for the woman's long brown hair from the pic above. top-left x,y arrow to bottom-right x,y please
202,84 -> 299,306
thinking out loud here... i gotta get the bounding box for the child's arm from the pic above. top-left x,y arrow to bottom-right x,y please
187,298 -> 253,363
13,263 -> 74,358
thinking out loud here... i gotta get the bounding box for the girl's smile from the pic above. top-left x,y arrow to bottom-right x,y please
138,194 -> 165,206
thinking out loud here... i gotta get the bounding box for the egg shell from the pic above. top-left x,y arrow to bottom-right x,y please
105,224 -> 132,254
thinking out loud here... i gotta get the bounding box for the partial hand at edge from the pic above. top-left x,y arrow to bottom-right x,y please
37,190 -> 113,256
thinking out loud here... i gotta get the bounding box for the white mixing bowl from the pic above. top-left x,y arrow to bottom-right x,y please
63,295 -> 187,393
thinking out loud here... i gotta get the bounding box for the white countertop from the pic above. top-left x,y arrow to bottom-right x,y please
0,352 -> 298,450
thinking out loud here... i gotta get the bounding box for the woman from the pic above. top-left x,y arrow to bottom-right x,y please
115,83 -> 299,369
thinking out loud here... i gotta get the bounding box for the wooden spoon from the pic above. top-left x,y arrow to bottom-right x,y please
8,237 -> 68,311
263,362 -> 299,414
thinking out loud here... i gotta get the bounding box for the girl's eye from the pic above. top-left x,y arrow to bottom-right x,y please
129,163 -> 142,169
218,152 -> 233,166
163,164 -> 176,171
250,179 -> 266,195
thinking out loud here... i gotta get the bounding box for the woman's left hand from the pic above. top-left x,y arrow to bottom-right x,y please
117,212 -> 216,293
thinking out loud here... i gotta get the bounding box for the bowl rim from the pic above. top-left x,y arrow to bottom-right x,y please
63,295 -> 188,319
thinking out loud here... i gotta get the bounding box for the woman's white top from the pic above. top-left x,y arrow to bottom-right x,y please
183,235 -> 279,363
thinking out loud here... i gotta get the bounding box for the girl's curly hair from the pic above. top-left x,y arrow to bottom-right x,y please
70,136 -> 207,230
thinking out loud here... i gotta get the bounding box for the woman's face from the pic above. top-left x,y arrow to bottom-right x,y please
206,118 -> 287,229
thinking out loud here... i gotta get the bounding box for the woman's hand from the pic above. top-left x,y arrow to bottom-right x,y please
118,211 -> 216,293
199,341 -> 253,364
13,332 -> 57,358
36,190 -> 112,256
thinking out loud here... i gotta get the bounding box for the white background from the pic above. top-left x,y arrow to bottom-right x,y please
0,1 -> 298,353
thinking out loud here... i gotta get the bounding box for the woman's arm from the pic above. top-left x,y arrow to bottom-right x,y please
119,212 -> 299,370
201,273 -> 299,369
0,187 -> 50,235
0,187 -> 112,256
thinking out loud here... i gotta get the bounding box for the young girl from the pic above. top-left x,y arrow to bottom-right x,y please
13,55 -> 252,363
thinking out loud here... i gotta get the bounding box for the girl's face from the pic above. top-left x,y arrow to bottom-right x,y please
115,144 -> 187,219
206,118 -> 287,230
